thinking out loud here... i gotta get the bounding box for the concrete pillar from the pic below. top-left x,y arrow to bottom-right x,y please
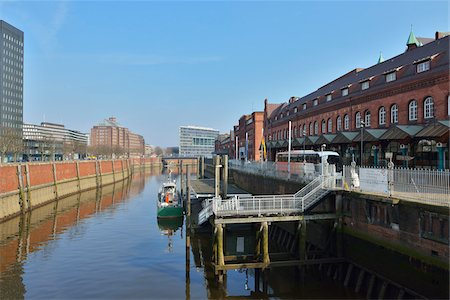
222,155 -> 228,199
437,144 -> 445,171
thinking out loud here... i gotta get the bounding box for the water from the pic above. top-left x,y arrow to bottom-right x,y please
0,170 -> 359,299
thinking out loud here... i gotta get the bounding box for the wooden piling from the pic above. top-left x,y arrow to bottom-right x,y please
222,155 -> 228,199
180,160 -> 184,198
217,224 -> 225,267
262,221 -> 270,266
214,155 -> 221,198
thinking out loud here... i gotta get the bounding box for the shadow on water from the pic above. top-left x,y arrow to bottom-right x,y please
1,169 -> 361,299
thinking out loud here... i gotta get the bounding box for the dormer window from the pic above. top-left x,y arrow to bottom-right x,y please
417,60 -> 430,73
361,81 -> 369,90
275,116 -> 278,121
386,72 -> 396,82
341,88 -> 349,97
280,113 -> 283,118
294,107 -> 298,113
313,99 -> 318,106
287,111 -> 290,116
302,103 -> 307,110
326,94 -> 332,102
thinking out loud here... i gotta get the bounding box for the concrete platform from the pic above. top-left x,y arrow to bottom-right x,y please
190,179 -> 251,198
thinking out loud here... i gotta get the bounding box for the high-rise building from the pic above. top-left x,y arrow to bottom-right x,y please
179,126 -> 219,158
0,20 -> 24,135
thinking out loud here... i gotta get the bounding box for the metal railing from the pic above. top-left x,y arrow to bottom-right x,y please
342,164 -> 450,207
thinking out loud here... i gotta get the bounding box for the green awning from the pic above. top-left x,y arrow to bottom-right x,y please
379,125 -> 424,140
316,134 -> 337,145
332,131 -> 359,144
353,129 -> 387,142
415,121 -> 450,138
306,136 -> 319,145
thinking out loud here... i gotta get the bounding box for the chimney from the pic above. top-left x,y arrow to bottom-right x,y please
435,31 -> 449,40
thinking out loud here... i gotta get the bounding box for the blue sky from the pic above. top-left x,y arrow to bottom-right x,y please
1,1 -> 448,147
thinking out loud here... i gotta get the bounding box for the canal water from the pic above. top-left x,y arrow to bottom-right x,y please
0,170 -> 360,299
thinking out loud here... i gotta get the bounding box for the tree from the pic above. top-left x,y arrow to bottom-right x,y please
0,128 -> 23,162
154,146 -> 163,156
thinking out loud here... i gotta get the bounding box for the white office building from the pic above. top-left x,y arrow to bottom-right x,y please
179,126 -> 219,158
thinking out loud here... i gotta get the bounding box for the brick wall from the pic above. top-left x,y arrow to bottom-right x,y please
0,165 -> 19,193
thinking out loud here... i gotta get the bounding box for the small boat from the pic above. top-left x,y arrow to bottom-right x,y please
157,172 -> 184,218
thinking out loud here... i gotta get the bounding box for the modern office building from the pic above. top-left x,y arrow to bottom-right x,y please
23,122 -> 88,160
179,126 -> 219,158
0,20 -> 24,135
90,117 -> 144,157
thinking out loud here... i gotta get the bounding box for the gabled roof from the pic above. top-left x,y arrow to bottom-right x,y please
353,129 -> 387,142
379,125 -> 424,140
332,131 -> 359,144
415,121 -> 450,138
316,134 -> 337,145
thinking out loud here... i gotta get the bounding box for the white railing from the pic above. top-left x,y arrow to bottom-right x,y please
342,165 -> 450,207
197,175 -> 339,220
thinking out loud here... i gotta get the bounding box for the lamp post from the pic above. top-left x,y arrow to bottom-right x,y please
288,121 -> 292,178
360,120 -> 365,166
302,129 -> 306,162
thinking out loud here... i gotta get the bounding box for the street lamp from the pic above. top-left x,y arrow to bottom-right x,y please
360,120 -> 365,166
302,129 -> 306,162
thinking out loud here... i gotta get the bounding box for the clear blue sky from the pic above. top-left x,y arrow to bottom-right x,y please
1,1 -> 448,147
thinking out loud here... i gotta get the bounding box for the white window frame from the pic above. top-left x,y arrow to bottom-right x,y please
355,112 -> 361,128
321,120 -> 326,134
365,111 -> 371,127
417,60 -> 430,73
342,88 -> 349,97
327,118 -> 332,132
303,103 -> 307,110
314,121 -> 318,135
361,81 -> 369,90
379,107 -> 386,125
313,99 -> 318,106
408,100 -> 418,121
337,116 -> 342,131
344,115 -> 349,130
386,72 -> 396,82
424,97 -> 434,119
391,104 -> 398,124
326,94 -> 332,102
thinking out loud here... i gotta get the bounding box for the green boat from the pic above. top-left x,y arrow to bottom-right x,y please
157,175 -> 184,218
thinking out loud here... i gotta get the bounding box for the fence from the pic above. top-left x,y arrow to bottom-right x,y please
343,164 -> 450,207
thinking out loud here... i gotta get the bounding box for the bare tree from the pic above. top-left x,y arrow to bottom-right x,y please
154,146 -> 163,156
0,128 -> 22,162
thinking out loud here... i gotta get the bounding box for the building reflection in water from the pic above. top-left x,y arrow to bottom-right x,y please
0,168 -> 156,299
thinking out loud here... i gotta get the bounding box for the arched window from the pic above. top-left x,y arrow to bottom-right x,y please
364,111 -> 371,127
379,107 -> 386,125
391,104 -> 398,124
327,118 -> 332,133
302,124 -> 306,136
355,112 -> 361,128
409,100 -> 417,121
314,121 -> 318,135
424,97 -> 434,119
321,119 -> 326,134
293,126 -> 297,138
309,122 -> 313,136
344,114 -> 349,130
336,116 -> 342,131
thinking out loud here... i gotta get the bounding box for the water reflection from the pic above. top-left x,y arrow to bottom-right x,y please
157,217 -> 183,253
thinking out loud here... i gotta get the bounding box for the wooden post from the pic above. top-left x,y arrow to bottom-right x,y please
52,162 -> 58,199
95,160 -> 100,188
75,161 -> 81,192
262,221 -> 270,266
25,164 -> 32,209
112,160 -> 116,182
121,159 -> 125,180
186,165 -> 191,220
98,160 -> 103,186
201,156 -> 205,179
222,155 -> 228,199
17,165 -> 25,213
217,224 -> 225,267
196,158 -> 200,178
214,155 -> 221,198
256,223 -> 262,260
336,193 -> 343,280
180,160 -> 184,198
185,206 -> 191,300
298,220 -> 306,261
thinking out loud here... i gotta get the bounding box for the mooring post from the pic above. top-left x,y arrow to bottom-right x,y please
186,165 -> 191,223
217,223 -> 225,268
17,165 -> 25,213
24,164 -> 31,210
52,162 -> 59,200
201,156 -> 205,179
222,155 -> 228,199
214,155 -> 221,198
180,160 -> 184,198
262,221 -> 270,266
256,223 -> 262,260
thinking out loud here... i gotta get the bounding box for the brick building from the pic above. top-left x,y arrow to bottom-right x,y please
231,112 -> 264,161
90,117 -> 144,158
262,31 -> 449,169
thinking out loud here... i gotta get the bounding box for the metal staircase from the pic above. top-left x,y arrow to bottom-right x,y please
197,175 -> 339,225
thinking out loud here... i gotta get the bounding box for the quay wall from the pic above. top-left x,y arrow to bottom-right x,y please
0,158 -> 161,222
227,168 -> 449,298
